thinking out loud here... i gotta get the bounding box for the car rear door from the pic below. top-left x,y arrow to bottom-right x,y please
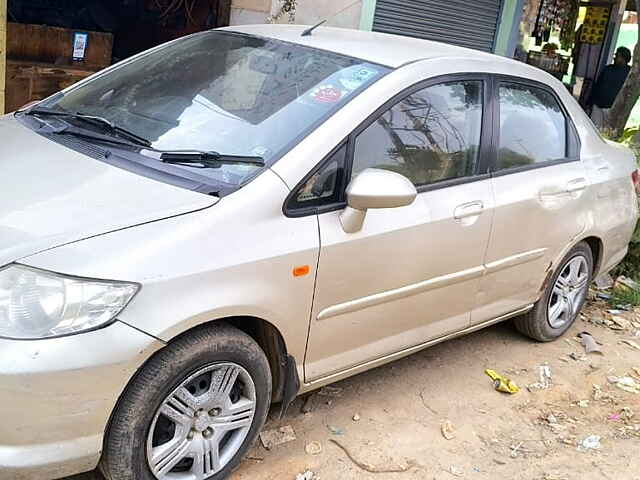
473,76 -> 589,325
293,76 -> 496,383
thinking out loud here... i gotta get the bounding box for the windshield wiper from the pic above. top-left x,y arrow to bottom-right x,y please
160,151 -> 265,168
24,107 -> 151,147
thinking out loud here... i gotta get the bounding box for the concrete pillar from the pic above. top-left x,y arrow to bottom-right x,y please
359,0 -> 377,31
494,0 -> 525,57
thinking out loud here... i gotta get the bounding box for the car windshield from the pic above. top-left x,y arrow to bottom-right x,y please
37,31 -> 389,188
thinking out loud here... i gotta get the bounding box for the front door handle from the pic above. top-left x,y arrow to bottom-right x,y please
566,178 -> 588,193
454,201 -> 484,220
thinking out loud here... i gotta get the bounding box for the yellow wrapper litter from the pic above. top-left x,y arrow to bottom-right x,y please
485,369 -> 520,394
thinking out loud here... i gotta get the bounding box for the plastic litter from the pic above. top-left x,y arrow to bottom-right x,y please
327,425 -> 345,435
578,435 -> 601,451
614,276 -> 640,291
611,376 -> 640,394
485,369 -> 520,394
296,470 -> 317,480
621,407 -> 635,421
579,332 -> 603,354
528,365 -> 553,391
594,272 -> 614,289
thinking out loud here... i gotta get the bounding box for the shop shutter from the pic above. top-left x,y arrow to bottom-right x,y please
373,0 -> 503,53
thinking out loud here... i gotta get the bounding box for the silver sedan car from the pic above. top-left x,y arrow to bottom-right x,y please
0,25 -> 637,480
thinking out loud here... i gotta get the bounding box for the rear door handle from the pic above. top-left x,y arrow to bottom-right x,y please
566,178 -> 588,193
454,201 -> 484,220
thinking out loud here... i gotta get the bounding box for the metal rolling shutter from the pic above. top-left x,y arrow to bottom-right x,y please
373,0 -> 503,52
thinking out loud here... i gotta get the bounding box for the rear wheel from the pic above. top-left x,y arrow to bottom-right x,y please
515,242 -> 593,342
100,323 -> 271,480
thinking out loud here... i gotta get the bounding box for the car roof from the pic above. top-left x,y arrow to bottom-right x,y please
224,24 -> 526,71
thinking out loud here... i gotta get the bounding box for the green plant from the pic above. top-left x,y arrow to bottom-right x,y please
610,283 -> 640,306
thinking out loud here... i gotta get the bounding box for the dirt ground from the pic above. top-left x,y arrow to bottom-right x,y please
68,297 -> 640,480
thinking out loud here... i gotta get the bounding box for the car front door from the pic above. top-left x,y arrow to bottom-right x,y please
297,77 -> 496,383
473,77 -> 588,325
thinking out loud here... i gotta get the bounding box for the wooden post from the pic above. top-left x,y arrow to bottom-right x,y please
0,0 -> 6,114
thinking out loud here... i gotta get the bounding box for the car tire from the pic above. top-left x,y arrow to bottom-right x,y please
514,242 -> 593,342
100,323 -> 272,480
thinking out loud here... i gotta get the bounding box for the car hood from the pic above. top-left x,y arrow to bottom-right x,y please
0,116 -> 217,266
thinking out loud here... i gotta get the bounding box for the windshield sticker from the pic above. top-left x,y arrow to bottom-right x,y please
310,85 -> 345,104
339,66 -> 379,91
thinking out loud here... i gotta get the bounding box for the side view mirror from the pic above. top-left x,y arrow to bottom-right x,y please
340,168 -> 417,233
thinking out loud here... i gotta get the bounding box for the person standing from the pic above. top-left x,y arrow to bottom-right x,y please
588,46 -> 632,128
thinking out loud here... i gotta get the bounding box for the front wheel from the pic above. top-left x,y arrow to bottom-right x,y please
514,242 -> 593,342
100,323 -> 272,480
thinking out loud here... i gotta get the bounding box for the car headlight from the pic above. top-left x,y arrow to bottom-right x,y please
0,264 -> 140,339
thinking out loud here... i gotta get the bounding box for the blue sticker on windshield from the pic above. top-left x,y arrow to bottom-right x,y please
339,66 -> 379,91
297,64 -> 380,107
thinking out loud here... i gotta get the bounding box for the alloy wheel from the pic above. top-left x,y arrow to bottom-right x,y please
146,362 -> 256,480
547,255 -> 589,329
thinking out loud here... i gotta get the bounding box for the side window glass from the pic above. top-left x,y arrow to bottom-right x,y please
352,80 -> 483,187
289,144 -> 347,211
497,83 -> 567,171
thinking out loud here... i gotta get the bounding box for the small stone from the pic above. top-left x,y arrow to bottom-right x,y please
259,425 -> 296,450
305,441 -> 322,456
352,413 -> 361,422
441,420 -> 456,440
301,395 -> 314,414
610,316 -> 632,330
449,466 -> 464,477
547,414 -> 558,424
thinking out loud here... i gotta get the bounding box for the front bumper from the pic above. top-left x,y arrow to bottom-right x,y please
0,321 -> 164,480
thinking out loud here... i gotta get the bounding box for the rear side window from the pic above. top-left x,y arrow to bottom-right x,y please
496,83 -> 567,171
352,80 -> 483,187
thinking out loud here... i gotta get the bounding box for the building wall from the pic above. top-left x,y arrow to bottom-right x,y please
229,0 -> 521,60
229,0 -> 368,29
230,0 -> 270,25
269,0 -> 363,29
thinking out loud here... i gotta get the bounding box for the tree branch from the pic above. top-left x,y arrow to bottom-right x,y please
605,2 -> 640,138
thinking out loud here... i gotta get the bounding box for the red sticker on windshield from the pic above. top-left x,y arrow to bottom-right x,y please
311,85 -> 343,104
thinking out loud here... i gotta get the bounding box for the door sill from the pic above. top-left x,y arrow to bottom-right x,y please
302,304 -> 534,392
